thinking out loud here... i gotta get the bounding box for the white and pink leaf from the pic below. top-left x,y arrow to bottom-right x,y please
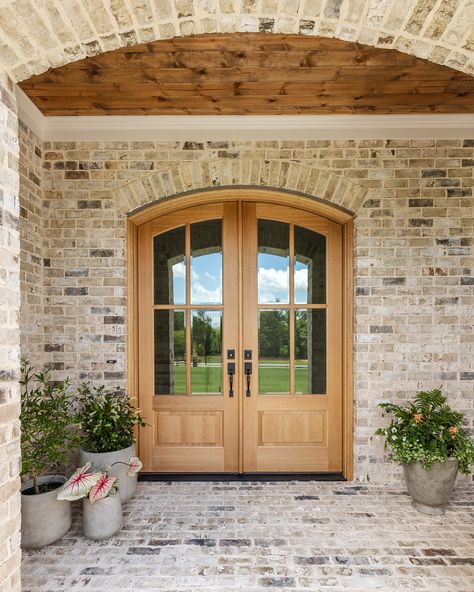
127,456 -> 143,476
89,473 -> 117,504
57,463 -> 101,501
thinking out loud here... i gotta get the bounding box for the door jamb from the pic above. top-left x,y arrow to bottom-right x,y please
126,188 -> 354,480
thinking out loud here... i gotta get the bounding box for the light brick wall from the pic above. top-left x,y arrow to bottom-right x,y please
0,73 -> 21,592
28,137 -> 473,484
0,0 -> 472,81
19,123 -> 44,368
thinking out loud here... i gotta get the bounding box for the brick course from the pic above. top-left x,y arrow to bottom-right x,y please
0,73 -> 21,592
0,1 -> 472,81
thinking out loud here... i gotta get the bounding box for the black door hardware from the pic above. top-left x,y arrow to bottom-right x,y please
244,361 -> 252,397
227,362 -> 235,397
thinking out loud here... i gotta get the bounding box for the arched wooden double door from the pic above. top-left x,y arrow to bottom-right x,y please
137,198 -> 343,474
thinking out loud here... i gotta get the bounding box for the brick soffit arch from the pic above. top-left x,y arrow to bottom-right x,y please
112,159 -> 367,217
0,0 -> 473,81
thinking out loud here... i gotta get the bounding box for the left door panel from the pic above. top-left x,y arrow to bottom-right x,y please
137,203 -> 239,473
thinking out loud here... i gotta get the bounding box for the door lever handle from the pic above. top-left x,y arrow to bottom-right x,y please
227,362 -> 235,398
244,362 -> 252,397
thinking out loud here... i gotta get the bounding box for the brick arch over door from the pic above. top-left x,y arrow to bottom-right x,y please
1,1 -> 473,81
112,159 -> 367,217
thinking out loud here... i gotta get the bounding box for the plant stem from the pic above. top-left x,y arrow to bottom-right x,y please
33,472 -> 39,495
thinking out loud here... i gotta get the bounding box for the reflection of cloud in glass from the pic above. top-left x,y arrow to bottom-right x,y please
294,265 -> 308,303
191,252 -> 222,304
171,261 -> 185,304
173,261 -> 185,278
258,253 -> 289,303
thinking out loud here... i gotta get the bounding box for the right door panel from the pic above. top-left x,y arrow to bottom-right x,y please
242,203 -> 343,473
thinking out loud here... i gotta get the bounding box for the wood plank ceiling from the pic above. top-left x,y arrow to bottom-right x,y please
20,33 -> 474,116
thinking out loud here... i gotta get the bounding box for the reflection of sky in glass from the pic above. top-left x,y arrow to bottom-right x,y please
258,253 -> 289,303
191,252 -> 222,304
294,260 -> 309,304
171,260 -> 186,304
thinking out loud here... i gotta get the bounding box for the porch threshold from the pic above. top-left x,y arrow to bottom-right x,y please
138,472 -> 346,482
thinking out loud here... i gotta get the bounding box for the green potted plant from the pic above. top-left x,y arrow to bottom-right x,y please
77,383 -> 145,503
20,358 -> 83,548
375,389 -> 474,515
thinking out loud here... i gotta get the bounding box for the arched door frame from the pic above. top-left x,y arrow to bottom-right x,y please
127,187 -> 354,480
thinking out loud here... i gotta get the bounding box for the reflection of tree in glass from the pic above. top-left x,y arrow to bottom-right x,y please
173,313 -> 185,362
192,311 -> 222,364
295,310 -> 308,360
259,310 -> 289,359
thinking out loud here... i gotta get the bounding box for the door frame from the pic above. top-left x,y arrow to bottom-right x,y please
126,187 -> 355,480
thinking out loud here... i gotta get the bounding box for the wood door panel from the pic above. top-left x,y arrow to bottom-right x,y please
155,411 -> 223,447
259,411 -> 327,446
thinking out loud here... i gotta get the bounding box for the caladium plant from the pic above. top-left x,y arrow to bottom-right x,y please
57,456 -> 142,503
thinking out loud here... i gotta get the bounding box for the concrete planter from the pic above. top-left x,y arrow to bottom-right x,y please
83,495 -> 123,540
403,459 -> 458,515
78,443 -> 137,503
21,475 -> 71,549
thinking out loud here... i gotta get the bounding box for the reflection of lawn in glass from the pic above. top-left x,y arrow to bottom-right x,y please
170,358 -> 310,394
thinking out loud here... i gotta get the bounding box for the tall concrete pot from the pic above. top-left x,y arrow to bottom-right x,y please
79,443 -> 137,503
83,494 -> 123,540
21,475 -> 71,549
403,459 -> 458,515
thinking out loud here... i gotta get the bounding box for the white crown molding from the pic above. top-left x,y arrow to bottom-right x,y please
16,85 -> 474,142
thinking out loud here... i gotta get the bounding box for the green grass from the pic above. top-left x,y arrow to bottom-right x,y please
169,360 -> 310,395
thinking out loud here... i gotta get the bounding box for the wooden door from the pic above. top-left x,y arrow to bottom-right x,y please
137,199 -> 343,474
138,203 -> 239,472
241,203 -> 343,473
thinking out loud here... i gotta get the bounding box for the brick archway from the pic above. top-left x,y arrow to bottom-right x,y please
0,1 -> 472,81
113,159 -> 367,217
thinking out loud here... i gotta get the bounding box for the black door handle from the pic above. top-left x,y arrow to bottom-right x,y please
227,362 -> 235,398
244,361 -> 252,397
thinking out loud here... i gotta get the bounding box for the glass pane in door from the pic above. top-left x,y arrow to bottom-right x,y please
295,309 -> 326,394
191,219 -> 222,304
154,310 -> 186,395
258,309 -> 290,394
294,225 -> 326,304
191,310 -> 223,395
154,226 -> 186,305
258,220 -> 289,304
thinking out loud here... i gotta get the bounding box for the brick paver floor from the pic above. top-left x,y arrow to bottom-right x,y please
22,481 -> 474,591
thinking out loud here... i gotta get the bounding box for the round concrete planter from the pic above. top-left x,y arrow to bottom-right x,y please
21,475 -> 71,549
83,494 -> 123,540
78,443 -> 137,503
403,459 -> 458,515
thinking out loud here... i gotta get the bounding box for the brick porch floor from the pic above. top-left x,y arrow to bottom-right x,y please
22,481 -> 474,591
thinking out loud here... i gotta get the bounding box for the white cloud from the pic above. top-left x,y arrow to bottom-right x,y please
191,281 -> 222,304
295,268 -> 308,290
258,267 -> 288,303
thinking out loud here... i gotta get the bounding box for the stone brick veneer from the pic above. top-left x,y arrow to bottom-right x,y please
16,136 -> 472,484
0,74 -> 21,592
0,0 -> 473,81
19,124 -> 44,368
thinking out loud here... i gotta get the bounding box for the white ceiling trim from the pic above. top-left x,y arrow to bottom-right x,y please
16,86 -> 474,142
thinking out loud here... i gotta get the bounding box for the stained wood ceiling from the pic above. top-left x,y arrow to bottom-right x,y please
20,34 -> 474,116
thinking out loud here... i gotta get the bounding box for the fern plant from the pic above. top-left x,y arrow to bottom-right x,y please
375,389 -> 474,474
77,383 -> 146,453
